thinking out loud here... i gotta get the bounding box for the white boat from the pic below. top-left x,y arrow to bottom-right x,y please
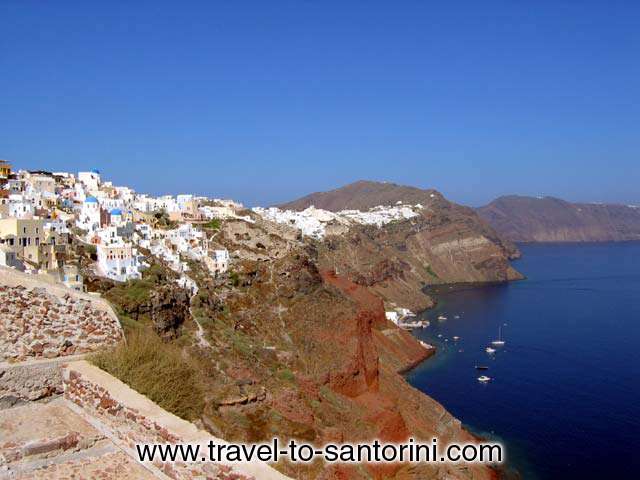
485,347 -> 496,354
454,315 -> 460,319
437,315 -> 448,321
453,336 -> 460,341
491,325 -> 506,346
477,375 -> 491,383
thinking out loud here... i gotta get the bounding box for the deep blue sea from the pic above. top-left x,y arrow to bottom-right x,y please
407,242 -> 640,479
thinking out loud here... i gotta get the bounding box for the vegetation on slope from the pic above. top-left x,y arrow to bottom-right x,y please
91,329 -> 204,421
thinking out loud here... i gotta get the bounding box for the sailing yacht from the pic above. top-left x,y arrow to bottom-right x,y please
491,325 -> 506,346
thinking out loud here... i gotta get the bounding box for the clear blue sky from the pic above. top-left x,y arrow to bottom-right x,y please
1,1 -> 639,207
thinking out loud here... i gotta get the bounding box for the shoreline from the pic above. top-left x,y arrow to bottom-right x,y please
405,278 -> 525,480
397,277 -> 523,376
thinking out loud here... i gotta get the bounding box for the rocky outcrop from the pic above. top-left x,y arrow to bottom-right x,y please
150,285 -> 190,340
319,211 -> 522,312
478,195 -> 640,242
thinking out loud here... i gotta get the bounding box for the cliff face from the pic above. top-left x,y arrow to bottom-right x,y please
190,250 -> 496,480
278,181 -> 522,311
317,203 -> 520,312
477,195 -> 640,242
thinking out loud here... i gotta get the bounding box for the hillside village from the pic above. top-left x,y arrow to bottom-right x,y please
0,159 -> 427,308
0,160 -> 238,293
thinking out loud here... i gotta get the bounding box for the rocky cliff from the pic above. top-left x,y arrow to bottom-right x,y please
477,195 -> 640,242
278,181 -> 522,311
186,249 -> 497,480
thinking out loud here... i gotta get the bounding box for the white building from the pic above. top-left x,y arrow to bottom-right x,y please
385,311 -> 400,325
96,231 -> 142,282
133,223 -> 154,249
7,194 -> 35,219
76,196 -> 101,233
78,170 -> 101,192
109,208 -> 124,227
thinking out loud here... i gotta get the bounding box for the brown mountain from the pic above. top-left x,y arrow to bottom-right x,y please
477,195 -> 640,242
278,180 -> 442,211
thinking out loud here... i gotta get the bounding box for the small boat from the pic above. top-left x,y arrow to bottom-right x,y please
491,325 -> 506,346
485,347 -> 496,354
437,315 -> 447,321
437,334 -> 443,338
475,365 -> 489,370
478,375 -> 491,383
454,315 -> 460,319
453,336 -> 460,341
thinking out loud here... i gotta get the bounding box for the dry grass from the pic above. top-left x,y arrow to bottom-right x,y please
91,330 -> 204,421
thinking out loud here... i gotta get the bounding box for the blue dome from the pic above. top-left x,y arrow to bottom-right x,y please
91,169 -> 100,174
110,208 -> 122,215
85,196 -> 98,203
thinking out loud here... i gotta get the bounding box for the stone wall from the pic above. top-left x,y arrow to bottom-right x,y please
0,267 -> 123,362
63,361 -> 291,480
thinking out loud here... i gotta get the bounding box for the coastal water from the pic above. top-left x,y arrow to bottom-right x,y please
407,242 -> 640,479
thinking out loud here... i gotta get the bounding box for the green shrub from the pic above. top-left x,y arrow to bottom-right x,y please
277,368 -> 296,383
205,218 -> 221,230
229,271 -> 240,287
91,330 -> 204,420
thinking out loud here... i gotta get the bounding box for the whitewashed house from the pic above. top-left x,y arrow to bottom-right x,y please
78,170 -> 101,192
76,196 -> 101,233
96,230 -> 142,282
7,194 -> 35,219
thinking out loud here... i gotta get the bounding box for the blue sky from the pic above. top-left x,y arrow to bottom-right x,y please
1,1 -> 639,207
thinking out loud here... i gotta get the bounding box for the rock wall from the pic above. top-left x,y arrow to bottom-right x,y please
0,284 -> 122,362
0,267 -> 123,363
63,361 -> 291,480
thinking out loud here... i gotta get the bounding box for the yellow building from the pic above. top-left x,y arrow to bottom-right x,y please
0,160 -> 11,178
0,217 -> 62,270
